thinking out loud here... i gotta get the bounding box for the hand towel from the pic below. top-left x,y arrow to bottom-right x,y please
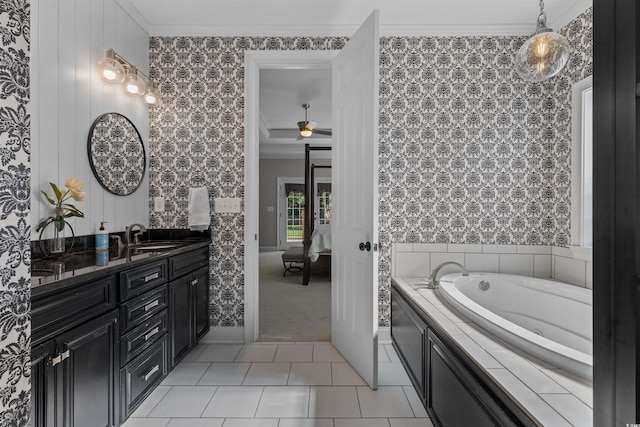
188,187 -> 211,231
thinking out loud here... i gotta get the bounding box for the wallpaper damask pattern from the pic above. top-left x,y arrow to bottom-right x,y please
149,9 -> 591,328
0,0 -> 31,422
376,8 -> 593,325
148,37 -> 346,326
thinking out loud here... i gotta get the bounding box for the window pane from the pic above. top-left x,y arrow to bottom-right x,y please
582,87 -> 593,248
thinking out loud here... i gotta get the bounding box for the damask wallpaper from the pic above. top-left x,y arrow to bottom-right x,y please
149,9 -> 592,328
0,0 -> 31,422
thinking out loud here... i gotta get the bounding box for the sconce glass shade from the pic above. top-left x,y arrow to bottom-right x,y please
97,50 -> 125,84
514,30 -> 570,82
143,85 -> 161,105
123,67 -> 146,96
300,129 -> 312,138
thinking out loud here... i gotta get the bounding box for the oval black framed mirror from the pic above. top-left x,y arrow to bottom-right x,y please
87,112 -> 146,196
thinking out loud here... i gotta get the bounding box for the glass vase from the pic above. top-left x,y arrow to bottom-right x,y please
50,225 -> 65,254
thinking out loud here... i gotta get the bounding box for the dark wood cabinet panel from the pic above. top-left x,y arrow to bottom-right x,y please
169,275 -> 192,367
193,266 -> 210,341
391,288 -> 426,400
32,276 -> 116,346
56,310 -> 119,427
120,310 -> 168,366
120,336 -> 168,422
30,343 -> 54,427
169,247 -> 208,280
120,285 -> 168,332
119,260 -> 168,301
427,332 -> 501,427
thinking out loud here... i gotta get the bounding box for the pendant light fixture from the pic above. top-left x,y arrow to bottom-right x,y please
96,48 -> 160,105
514,0 -> 570,83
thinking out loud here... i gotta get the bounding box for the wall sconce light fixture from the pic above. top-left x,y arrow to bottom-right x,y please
97,48 -> 160,105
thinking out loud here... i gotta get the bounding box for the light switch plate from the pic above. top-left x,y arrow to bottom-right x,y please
266,206 -> 274,212
214,197 -> 242,213
153,196 -> 165,212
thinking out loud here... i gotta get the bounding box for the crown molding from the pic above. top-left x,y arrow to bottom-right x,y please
114,0 -> 152,35
115,0 -> 591,38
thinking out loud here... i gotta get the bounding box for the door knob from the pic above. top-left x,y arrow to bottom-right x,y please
359,242 -> 371,251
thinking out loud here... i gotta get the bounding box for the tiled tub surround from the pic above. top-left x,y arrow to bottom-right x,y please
393,277 -> 593,427
392,243 -> 592,289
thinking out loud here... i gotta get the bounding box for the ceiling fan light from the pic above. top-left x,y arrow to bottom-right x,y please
514,1 -> 570,83
97,49 -> 125,84
300,128 -> 313,138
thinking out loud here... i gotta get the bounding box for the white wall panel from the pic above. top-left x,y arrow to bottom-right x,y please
31,0 -> 150,240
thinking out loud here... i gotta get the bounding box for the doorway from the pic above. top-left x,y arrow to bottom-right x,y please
244,50 -> 338,343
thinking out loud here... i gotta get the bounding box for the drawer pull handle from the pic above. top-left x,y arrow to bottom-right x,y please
143,364 -> 160,381
51,349 -> 70,367
144,272 -> 160,283
144,327 -> 160,341
144,299 -> 160,312
191,279 -> 198,286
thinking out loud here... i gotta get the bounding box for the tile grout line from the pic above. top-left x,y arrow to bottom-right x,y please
197,384 -> 220,418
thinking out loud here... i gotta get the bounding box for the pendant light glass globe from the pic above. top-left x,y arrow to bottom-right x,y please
97,49 -> 125,84
122,67 -> 146,96
514,1 -> 570,83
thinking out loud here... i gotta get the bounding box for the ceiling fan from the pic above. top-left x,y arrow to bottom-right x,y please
295,104 -> 332,140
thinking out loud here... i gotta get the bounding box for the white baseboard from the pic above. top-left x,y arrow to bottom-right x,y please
200,326 -> 245,344
378,326 -> 391,344
259,246 -> 278,252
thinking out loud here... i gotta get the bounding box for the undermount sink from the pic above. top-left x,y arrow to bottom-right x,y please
132,241 -> 182,251
135,244 -> 178,250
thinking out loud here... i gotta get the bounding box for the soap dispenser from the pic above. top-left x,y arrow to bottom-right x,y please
96,222 -> 109,250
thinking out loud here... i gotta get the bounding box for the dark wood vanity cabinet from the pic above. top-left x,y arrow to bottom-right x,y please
391,284 -> 532,427
118,262 -> 170,422
169,247 -> 210,367
31,243 -> 210,426
30,277 -> 119,427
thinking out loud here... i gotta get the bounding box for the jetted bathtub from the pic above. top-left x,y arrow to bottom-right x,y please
436,273 -> 593,379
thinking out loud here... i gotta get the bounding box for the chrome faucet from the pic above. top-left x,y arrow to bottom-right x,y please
125,223 -> 147,246
425,261 -> 469,289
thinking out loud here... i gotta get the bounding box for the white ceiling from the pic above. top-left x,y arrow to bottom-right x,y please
116,0 -> 591,36
259,69 -> 332,159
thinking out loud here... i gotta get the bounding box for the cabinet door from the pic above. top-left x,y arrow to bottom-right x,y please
31,342 -> 55,427
192,267 -> 210,342
55,310 -> 119,427
169,276 -> 192,367
391,289 -> 427,401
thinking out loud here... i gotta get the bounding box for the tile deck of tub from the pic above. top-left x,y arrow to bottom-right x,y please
394,277 -> 593,427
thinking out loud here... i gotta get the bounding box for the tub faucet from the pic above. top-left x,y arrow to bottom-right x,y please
125,223 -> 147,246
426,261 -> 469,289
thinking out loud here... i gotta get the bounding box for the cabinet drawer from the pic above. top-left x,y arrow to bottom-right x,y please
120,335 -> 168,422
120,310 -> 168,366
120,285 -> 168,332
169,247 -> 209,280
32,276 -> 116,346
120,260 -> 168,301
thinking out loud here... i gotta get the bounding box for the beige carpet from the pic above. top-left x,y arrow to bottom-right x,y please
259,250 -> 331,342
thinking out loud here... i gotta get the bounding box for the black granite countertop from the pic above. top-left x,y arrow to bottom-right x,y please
31,229 -> 211,298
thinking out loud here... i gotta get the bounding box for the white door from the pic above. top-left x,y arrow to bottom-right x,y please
331,10 -> 380,389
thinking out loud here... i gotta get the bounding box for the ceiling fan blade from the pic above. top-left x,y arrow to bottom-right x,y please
314,129 -> 332,136
306,120 -> 319,130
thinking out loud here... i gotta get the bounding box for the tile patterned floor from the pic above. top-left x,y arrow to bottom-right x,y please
122,342 -> 434,427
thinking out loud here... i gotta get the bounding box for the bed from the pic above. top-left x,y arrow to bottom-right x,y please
302,143 -> 331,285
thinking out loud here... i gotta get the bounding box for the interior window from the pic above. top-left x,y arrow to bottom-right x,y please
571,75 -> 593,251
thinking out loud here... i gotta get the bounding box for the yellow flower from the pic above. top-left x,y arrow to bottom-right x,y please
36,177 -> 87,233
71,190 -> 86,201
65,177 -> 84,192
